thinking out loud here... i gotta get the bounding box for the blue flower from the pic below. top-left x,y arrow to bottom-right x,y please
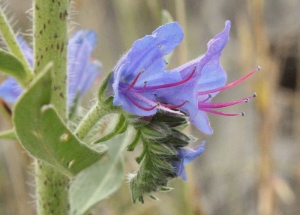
110,20 -> 258,134
172,141 -> 206,181
0,30 -> 101,108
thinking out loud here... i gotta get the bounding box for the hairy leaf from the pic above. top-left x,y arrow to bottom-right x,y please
13,64 -> 107,177
70,131 -> 132,215
0,49 -> 28,85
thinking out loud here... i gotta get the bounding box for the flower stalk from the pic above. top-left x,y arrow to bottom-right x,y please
74,101 -> 120,140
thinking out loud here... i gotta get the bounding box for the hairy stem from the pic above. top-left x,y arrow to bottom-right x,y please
75,101 -> 120,140
33,0 -> 70,214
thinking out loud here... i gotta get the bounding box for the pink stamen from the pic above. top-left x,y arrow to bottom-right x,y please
201,108 -> 245,116
198,66 -> 260,96
198,94 -> 212,103
125,70 -> 144,91
162,100 -> 189,109
199,94 -> 255,109
133,81 -> 147,93
146,66 -> 197,90
127,96 -> 158,111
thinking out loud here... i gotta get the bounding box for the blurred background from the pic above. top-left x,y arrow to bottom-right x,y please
1,0 -> 300,214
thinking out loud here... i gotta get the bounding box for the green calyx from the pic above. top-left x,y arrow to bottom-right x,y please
98,71 -> 113,103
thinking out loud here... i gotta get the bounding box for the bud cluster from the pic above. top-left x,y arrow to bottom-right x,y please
125,111 -> 193,203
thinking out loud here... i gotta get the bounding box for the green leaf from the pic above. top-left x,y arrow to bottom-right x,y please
0,49 -> 28,85
70,130 -> 133,215
98,71 -> 113,102
0,8 -> 33,83
13,64 -> 107,178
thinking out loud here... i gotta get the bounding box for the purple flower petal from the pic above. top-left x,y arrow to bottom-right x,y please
175,21 -> 231,134
197,21 -> 230,97
114,22 -> 183,79
190,110 -> 213,134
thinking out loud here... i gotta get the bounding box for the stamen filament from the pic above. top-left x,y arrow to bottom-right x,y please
162,100 -> 189,109
125,70 -> 144,91
198,94 -> 212,103
200,108 -> 244,116
198,67 -> 260,96
198,94 -> 254,109
132,81 -> 147,93
146,66 -> 197,90
127,96 -> 158,111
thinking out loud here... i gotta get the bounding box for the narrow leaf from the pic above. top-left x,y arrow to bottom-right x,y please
0,8 -> 33,81
0,49 -> 28,85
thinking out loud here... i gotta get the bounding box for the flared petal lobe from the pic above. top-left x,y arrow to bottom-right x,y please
178,21 -> 231,134
197,21 -> 230,96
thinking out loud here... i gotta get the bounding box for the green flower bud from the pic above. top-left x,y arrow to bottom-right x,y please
140,122 -> 172,141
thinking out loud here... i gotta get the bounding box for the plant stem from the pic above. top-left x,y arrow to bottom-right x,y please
0,7 -> 33,85
35,160 -> 69,215
33,0 -> 69,116
33,0 -> 70,214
